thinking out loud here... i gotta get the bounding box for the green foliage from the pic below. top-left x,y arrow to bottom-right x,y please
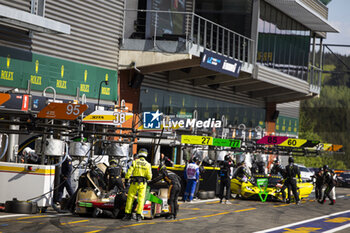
295,155 -> 347,170
299,52 -> 350,169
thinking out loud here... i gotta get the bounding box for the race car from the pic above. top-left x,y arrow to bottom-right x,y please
230,174 -> 313,201
77,185 -> 168,219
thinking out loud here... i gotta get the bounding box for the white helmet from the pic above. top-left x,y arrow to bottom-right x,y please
138,148 -> 148,158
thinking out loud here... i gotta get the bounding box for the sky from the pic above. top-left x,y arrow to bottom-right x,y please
324,0 -> 350,54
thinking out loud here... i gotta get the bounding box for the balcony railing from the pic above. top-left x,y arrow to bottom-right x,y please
123,9 -> 255,65
309,65 -> 322,93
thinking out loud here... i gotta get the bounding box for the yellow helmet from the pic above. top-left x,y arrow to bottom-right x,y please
109,159 -> 117,164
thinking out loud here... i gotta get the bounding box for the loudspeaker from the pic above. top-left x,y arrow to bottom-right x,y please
272,110 -> 279,122
129,72 -> 144,89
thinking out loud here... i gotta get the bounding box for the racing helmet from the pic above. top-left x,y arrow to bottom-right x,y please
224,154 -> 231,161
274,158 -> 280,164
192,156 -> 199,163
109,159 -> 117,165
323,165 -> 329,171
138,148 -> 148,158
288,156 -> 294,164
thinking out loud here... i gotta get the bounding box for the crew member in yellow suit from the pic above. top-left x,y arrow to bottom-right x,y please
122,148 -> 152,222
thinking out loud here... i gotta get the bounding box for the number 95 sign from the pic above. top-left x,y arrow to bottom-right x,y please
38,103 -> 88,120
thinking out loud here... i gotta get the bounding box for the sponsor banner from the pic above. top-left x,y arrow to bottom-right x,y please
0,45 -> 117,101
141,110 -> 222,131
0,93 -> 30,111
278,138 -> 307,147
212,138 -> 241,148
200,49 -> 242,77
181,135 -> 242,148
181,135 -> 213,146
257,136 -> 288,145
82,110 -> 133,126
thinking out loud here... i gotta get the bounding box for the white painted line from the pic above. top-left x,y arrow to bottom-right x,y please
45,213 -> 72,218
0,213 -> 71,220
0,214 -> 29,219
337,195 -> 345,198
255,210 -> 350,233
186,198 -> 220,204
323,223 -> 350,233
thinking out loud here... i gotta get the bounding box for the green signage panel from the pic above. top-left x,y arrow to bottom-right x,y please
275,116 -> 299,135
0,46 -> 117,101
212,138 -> 241,148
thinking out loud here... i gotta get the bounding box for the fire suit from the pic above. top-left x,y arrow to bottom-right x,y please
124,157 -> 152,215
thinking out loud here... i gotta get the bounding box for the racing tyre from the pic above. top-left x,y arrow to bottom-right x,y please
5,199 -> 37,214
207,191 -> 215,199
198,191 -> 208,200
92,208 -> 101,218
112,208 -> 120,219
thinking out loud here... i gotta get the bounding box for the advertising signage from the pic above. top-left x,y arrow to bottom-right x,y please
200,49 -> 242,78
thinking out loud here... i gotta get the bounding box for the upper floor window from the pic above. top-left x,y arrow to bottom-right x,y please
257,1 -> 311,81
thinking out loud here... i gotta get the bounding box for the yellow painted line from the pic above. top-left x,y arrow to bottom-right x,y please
206,201 -> 220,204
180,207 -> 227,212
65,225 -> 106,229
164,220 -> 178,223
120,222 -> 156,228
346,194 -> 350,196
84,230 -> 102,233
178,217 -> 198,221
180,207 -> 201,210
201,212 -> 230,218
17,216 -> 47,220
234,208 -> 256,212
61,220 -> 89,225
273,204 -> 290,207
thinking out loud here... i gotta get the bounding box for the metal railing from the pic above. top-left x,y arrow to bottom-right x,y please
308,65 -> 322,93
123,9 -> 255,64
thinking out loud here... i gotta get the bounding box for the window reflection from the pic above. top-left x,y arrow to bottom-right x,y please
258,1 -> 311,81
140,87 -> 266,128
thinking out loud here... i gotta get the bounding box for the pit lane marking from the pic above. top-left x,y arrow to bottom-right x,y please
0,213 -> 71,222
323,223 -> 350,233
0,214 -> 28,219
177,217 -> 198,221
61,219 -> 89,225
255,210 -> 350,233
273,204 -> 290,207
118,222 -> 156,228
16,216 -> 48,220
201,212 -> 230,218
84,230 -> 101,233
234,208 -> 256,212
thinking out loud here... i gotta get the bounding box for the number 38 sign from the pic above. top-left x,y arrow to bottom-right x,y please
38,103 -> 88,120
82,110 -> 133,126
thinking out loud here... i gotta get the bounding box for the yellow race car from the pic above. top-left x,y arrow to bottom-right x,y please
230,175 -> 313,202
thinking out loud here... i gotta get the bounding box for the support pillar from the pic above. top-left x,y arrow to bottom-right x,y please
265,103 -> 277,135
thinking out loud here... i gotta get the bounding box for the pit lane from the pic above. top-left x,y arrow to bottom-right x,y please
1,188 -> 350,233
